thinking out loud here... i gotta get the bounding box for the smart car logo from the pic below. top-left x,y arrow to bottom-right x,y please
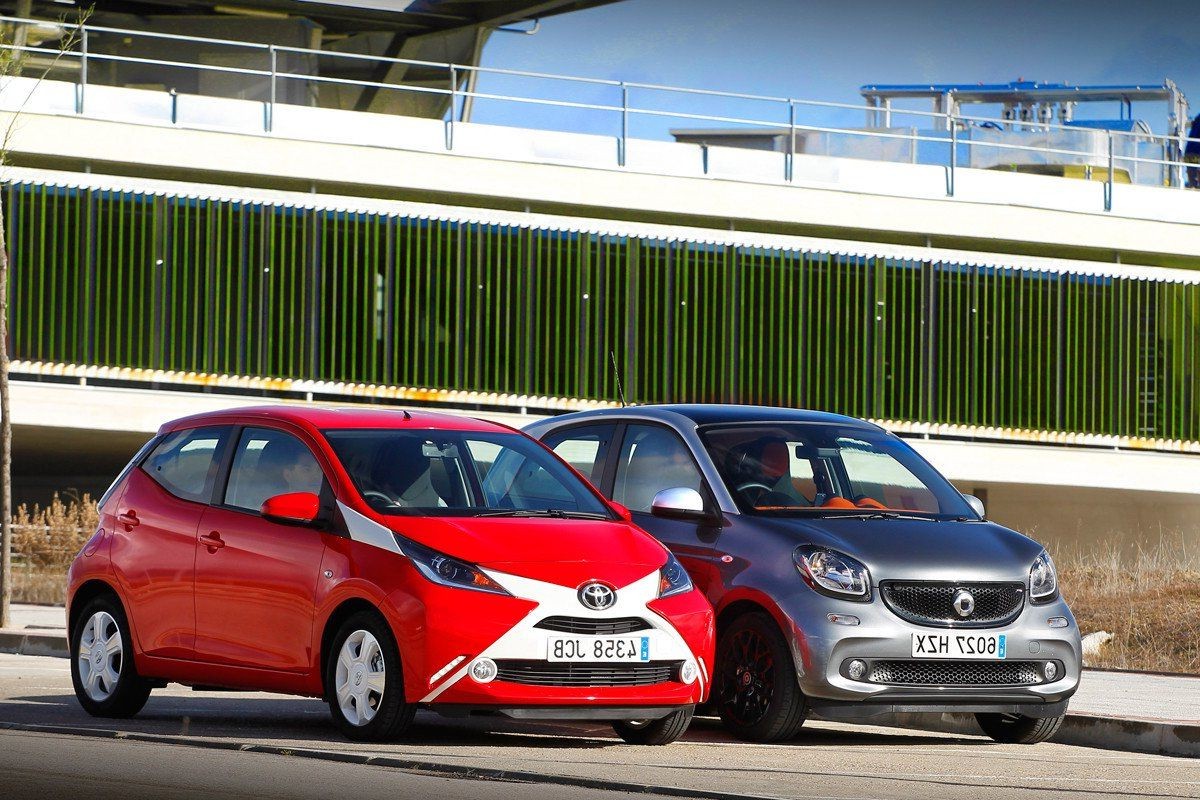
578,582 -> 616,610
952,589 -> 975,618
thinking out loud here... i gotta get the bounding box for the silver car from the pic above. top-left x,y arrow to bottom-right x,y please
526,405 -> 1081,744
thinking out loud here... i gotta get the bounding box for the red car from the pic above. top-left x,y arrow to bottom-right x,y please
67,406 -> 713,744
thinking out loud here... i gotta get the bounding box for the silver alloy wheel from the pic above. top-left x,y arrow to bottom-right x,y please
78,610 -> 123,702
335,629 -> 386,726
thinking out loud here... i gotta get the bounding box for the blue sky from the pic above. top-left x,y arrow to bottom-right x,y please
469,0 -> 1199,140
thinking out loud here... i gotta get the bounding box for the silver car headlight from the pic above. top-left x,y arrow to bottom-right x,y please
794,545 -> 871,601
1029,550 -> 1058,602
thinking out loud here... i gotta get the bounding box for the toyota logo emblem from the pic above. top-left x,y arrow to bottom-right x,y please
578,582 -> 616,611
952,589 -> 975,618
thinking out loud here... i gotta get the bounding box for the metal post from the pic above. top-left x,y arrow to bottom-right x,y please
786,99 -> 795,182
169,88 -> 177,125
447,64 -> 457,150
267,45 -> 276,132
77,27 -> 88,114
1105,131 -> 1114,211
619,82 -> 628,167
948,114 -> 957,197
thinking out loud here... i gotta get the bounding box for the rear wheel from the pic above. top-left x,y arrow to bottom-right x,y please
326,611 -> 415,742
975,712 -> 1065,744
715,612 -> 807,742
70,595 -> 151,718
612,705 -> 694,745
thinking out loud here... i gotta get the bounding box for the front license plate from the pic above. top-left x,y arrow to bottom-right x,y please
911,632 -> 1006,659
547,636 -> 651,662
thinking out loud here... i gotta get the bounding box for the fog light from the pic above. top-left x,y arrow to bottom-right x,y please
1043,661 -> 1058,681
679,661 -> 698,684
827,613 -> 860,626
1047,616 -> 1069,629
847,659 -> 868,680
469,657 -> 498,684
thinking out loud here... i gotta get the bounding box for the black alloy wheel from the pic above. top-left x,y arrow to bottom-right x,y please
716,612 -> 806,742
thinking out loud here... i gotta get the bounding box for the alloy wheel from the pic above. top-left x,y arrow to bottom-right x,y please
77,610 -> 123,702
718,627 -> 775,726
334,629 -> 387,726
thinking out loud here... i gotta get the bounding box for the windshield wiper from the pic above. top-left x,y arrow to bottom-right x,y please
476,509 -> 611,520
803,510 -> 939,521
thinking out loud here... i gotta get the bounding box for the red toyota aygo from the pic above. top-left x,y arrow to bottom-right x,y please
66,406 -> 713,744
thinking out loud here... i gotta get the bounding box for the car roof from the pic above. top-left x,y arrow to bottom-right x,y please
161,405 -> 513,435
533,404 -> 882,430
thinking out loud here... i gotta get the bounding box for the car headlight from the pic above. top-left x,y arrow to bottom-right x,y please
1029,550 -> 1057,602
658,552 -> 693,598
394,534 -> 509,595
794,545 -> 871,601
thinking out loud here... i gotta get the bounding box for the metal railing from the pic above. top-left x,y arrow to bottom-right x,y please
0,14 -> 1197,204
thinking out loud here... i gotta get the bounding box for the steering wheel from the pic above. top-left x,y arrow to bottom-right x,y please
362,489 -> 398,506
736,482 -> 774,504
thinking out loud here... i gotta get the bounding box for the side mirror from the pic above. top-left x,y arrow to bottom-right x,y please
261,492 -> 321,526
963,494 -> 986,519
650,487 -> 709,522
609,501 -> 633,522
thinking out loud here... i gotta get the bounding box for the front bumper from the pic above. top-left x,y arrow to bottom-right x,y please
781,588 -> 1082,715
386,567 -> 714,713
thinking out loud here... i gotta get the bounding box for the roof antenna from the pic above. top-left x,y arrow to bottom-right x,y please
609,350 -> 627,408
402,409 -> 412,420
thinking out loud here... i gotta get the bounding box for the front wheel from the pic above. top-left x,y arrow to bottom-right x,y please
975,712 -> 1065,744
70,595 -> 151,718
326,610 -> 415,741
612,705 -> 694,745
715,611 -> 807,742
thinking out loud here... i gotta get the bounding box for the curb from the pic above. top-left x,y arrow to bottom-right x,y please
874,711 -> 1200,759
0,629 -> 70,659
0,721 -> 775,800
4,632 -> 1196,759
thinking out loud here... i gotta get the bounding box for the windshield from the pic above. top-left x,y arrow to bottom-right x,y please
323,429 -> 614,518
698,423 -> 974,519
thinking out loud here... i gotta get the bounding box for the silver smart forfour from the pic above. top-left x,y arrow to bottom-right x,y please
527,405 -> 1082,744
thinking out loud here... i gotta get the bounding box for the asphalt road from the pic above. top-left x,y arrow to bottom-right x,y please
0,653 -> 1196,800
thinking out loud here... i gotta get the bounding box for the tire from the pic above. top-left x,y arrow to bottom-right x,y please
715,611 -> 807,742
70,594 -> 152,718
975,712 -> 1065,744
325,610 -> 415,742
612,705 -> 694,745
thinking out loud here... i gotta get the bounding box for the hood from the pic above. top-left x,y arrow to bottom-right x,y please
754,516 -> 1045,584
384,515 -> 668,589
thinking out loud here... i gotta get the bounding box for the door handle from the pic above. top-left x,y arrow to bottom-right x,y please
117,511 -> 139,531
199,531 -> 225,553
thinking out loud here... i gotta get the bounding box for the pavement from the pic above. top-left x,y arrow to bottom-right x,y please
0,652 -> 1197,800
4,603 -> 1199,760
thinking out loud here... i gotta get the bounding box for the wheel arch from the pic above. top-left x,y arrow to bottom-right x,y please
68,579 -> 123,640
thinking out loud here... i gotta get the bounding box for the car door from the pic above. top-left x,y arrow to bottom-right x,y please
193,425 -> 329,672
110,425 -> 232,660
603,423 -> 722,600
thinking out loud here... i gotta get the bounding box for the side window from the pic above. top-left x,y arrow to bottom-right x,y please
612,425 -> 703,513
539,424 -> 616,486
142,427 -> 229,503
224,427 -> 325,513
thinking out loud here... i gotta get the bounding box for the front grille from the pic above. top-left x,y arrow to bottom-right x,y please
534,616 -> 651,636
493,660 -> 678,687
881,582 -> 1024,628
867,660 -> 1043,687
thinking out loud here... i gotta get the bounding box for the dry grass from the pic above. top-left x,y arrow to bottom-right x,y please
6,496 -> 1198,674
1055,538 -> 1200,674
9,493 -> 97,607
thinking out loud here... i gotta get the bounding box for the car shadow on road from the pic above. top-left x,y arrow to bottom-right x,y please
6,694 -> 991,750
